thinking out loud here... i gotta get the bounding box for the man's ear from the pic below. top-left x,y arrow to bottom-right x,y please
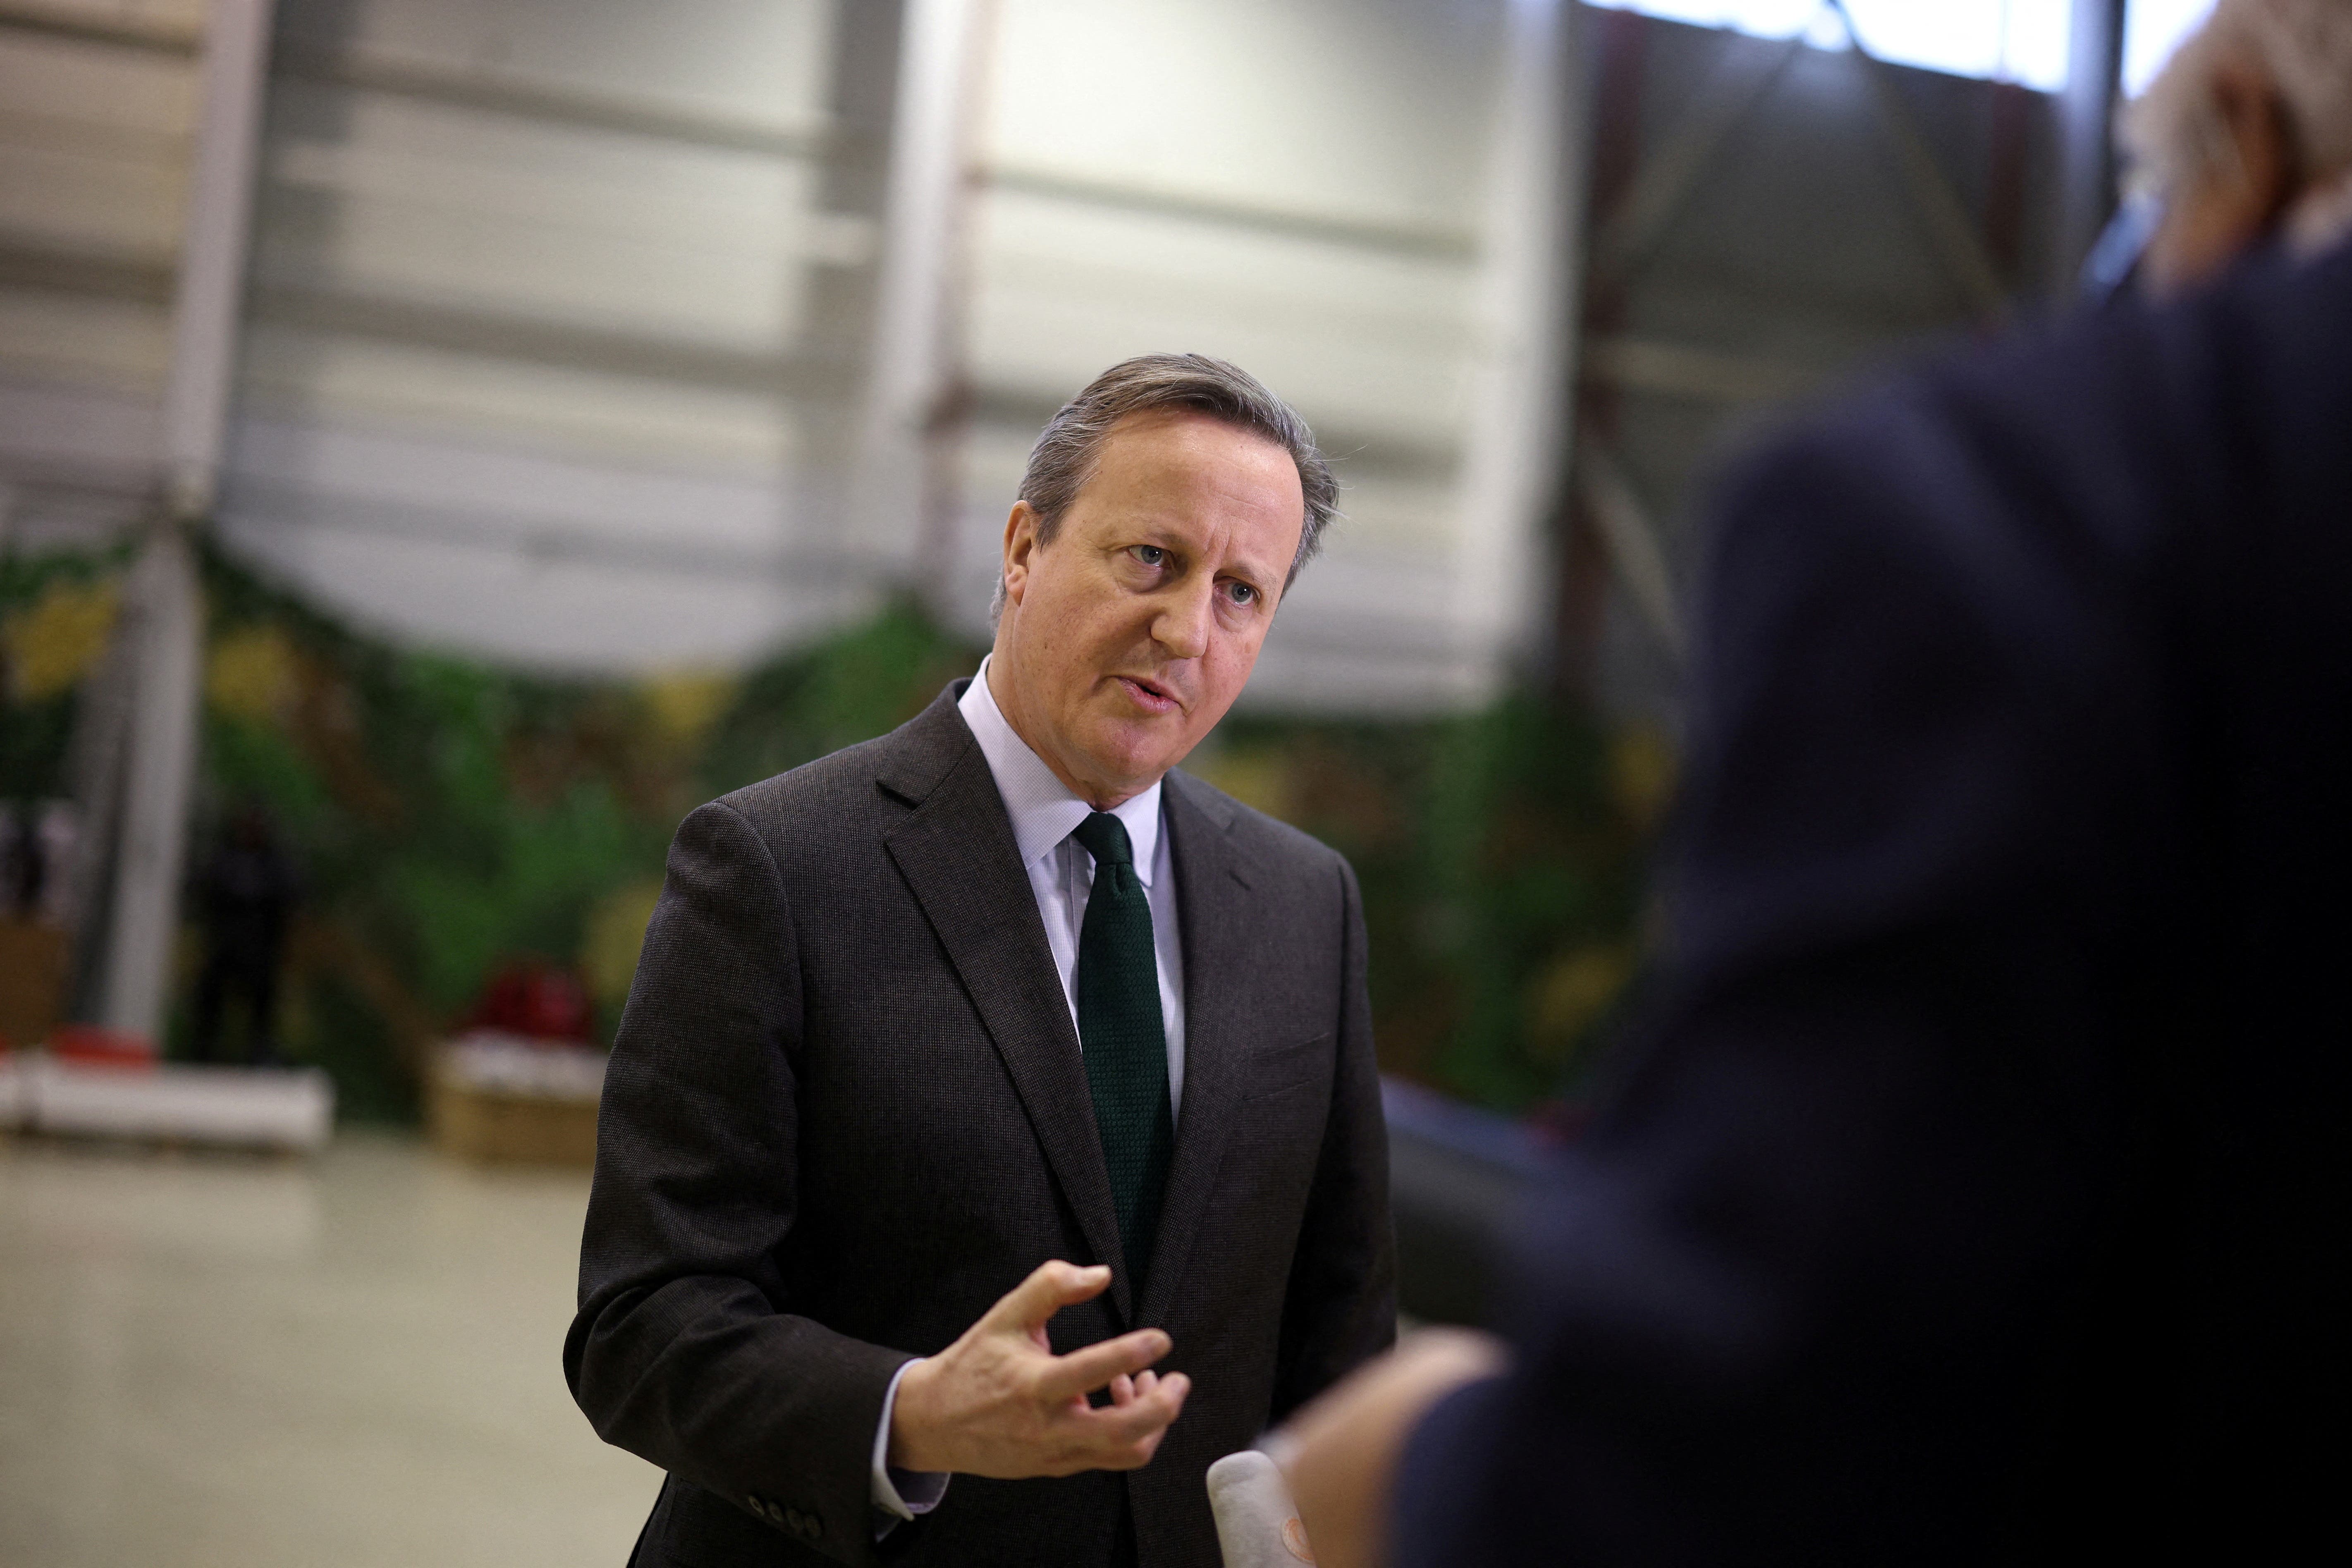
1002,502 -> 1040,610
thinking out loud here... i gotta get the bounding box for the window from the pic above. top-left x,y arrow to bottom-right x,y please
2123,0 -> 2217,93
1583,1 -> 2085,93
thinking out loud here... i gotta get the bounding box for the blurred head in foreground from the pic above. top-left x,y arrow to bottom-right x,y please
2127,0 -> 2352,293
987,353 -> 1337,808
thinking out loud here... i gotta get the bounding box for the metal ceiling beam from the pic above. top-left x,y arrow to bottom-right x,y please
985,162 -> 1480,263
247,280 -> 854,401
270,37 -> 841,164
1573,427 -> 1684,665
0,2 -> 842,162
1582,334 -> 1820,404
1824,0 -> 2011,318
0,232 -> 855,400
1588,25 -> 1811,289
0,0 -> 199,53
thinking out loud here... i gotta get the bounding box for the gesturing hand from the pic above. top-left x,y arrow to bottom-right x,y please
887,1260 -> 1191,1479
1267,1329 -> 1508,1568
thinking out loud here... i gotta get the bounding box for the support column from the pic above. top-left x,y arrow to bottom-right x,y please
1454,0 -> 1586,701
2056,0 -> 2129,289
853,0 -> 994,600
798,0 -> 908,533
97,0 -> 275,1042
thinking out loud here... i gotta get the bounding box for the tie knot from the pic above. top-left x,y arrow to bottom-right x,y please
1073,811 -> 1134,868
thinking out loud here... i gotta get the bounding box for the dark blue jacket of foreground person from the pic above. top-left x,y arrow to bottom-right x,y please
1396,240 -> 2352,1565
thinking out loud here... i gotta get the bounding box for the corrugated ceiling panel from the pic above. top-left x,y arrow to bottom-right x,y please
0,5 -> 200,543
217,0 -> 872,674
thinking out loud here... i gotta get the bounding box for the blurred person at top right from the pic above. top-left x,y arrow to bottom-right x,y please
1260,4 -> 2352,1566
2127,0 -> 2352,293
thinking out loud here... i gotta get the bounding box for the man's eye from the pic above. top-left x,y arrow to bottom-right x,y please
1131,545 -> 1167,567
1225,581 -> 1257,606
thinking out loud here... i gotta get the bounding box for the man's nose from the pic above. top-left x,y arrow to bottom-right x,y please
1152,583 -> 1213,662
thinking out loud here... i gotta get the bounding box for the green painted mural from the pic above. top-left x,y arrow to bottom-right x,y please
1,543 -> 1664,1121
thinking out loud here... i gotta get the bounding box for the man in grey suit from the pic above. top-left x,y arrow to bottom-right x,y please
567,354 -> 1396,1567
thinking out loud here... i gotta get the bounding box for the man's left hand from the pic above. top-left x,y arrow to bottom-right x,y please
1266,1328 -> 1507,1568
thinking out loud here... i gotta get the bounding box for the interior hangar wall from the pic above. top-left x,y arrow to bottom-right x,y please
0,1 -> 2065,712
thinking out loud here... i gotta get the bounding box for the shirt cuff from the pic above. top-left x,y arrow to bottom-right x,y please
870,1359 -> 951,1526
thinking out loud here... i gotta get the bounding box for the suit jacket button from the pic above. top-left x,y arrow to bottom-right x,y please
804,1513 -> 824,1541
748,1495 -> 765,1515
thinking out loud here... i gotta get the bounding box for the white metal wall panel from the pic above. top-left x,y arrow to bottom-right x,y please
0,3 -> 201,545
216,0 -> 877,673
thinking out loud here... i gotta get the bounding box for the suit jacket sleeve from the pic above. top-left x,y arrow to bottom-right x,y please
566,799 -> 908,1566
1391,390 -> 2171,1563
1272,856 -> 1399,1421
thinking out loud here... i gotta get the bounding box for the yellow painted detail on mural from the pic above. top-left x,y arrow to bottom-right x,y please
1609,726 -> 1678,832
206,624 -> 301,725
2,578 -> 119,703
1185,748 -> 1291,820
640,671 -> 736,749
1529,944 -> 1634,1064
582,877 -> 666,1009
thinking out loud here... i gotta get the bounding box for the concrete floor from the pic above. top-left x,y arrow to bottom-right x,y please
0,1132 -> 660,1568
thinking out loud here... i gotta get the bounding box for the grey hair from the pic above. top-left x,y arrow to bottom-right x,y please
989,353 -> 1339,624
2122,0 -> 2352,199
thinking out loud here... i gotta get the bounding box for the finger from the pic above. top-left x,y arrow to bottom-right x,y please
1062,1372 -> 1190,1454
1034,1328 -> 1173,1402
1109,1373 -> 1136,1405
1132,1369 -> 1158,1398
984,1261 -> 1112,1334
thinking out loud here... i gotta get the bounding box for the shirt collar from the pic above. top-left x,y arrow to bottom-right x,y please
958,657 -> 1163,886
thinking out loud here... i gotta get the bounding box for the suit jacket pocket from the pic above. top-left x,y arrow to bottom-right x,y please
1246,1031 -> 1333,1099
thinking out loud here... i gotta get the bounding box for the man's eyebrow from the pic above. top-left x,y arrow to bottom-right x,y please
1219,553 -> 1278,590
1124,520 -> 1276,588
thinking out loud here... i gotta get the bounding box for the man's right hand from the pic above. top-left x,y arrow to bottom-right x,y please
887,1260 -> 1190,1479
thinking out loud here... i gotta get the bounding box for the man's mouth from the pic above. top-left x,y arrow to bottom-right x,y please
1112,675 -> 1181,715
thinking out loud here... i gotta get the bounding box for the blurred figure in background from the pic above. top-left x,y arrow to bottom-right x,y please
189,802 -> 299,1067
1273,2 -> 2352,1563
2,804 -> 47,919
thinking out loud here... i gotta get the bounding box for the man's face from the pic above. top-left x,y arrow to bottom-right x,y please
990,409 -> 1306,808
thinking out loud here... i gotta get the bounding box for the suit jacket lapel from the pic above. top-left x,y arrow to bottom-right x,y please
1138,770 -> 1253,1327
878,688 -> 1133,1323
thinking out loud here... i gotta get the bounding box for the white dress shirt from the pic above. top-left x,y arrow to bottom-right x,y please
869,658 -> 1189,1525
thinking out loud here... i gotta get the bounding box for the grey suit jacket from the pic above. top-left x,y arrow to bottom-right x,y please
566,682 -> 1396,1568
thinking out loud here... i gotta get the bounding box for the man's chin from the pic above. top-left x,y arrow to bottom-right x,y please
1075,714 -> 1192,797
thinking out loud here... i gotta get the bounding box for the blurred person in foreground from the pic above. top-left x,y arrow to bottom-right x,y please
1271,2 -> 2352,1562
569,354 -> 1394,1568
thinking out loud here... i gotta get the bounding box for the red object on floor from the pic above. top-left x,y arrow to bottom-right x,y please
48,1024 -> 159,1069
466,960 -> 595,1044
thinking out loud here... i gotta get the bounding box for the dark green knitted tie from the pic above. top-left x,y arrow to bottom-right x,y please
1072,811 -> 1174,1287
